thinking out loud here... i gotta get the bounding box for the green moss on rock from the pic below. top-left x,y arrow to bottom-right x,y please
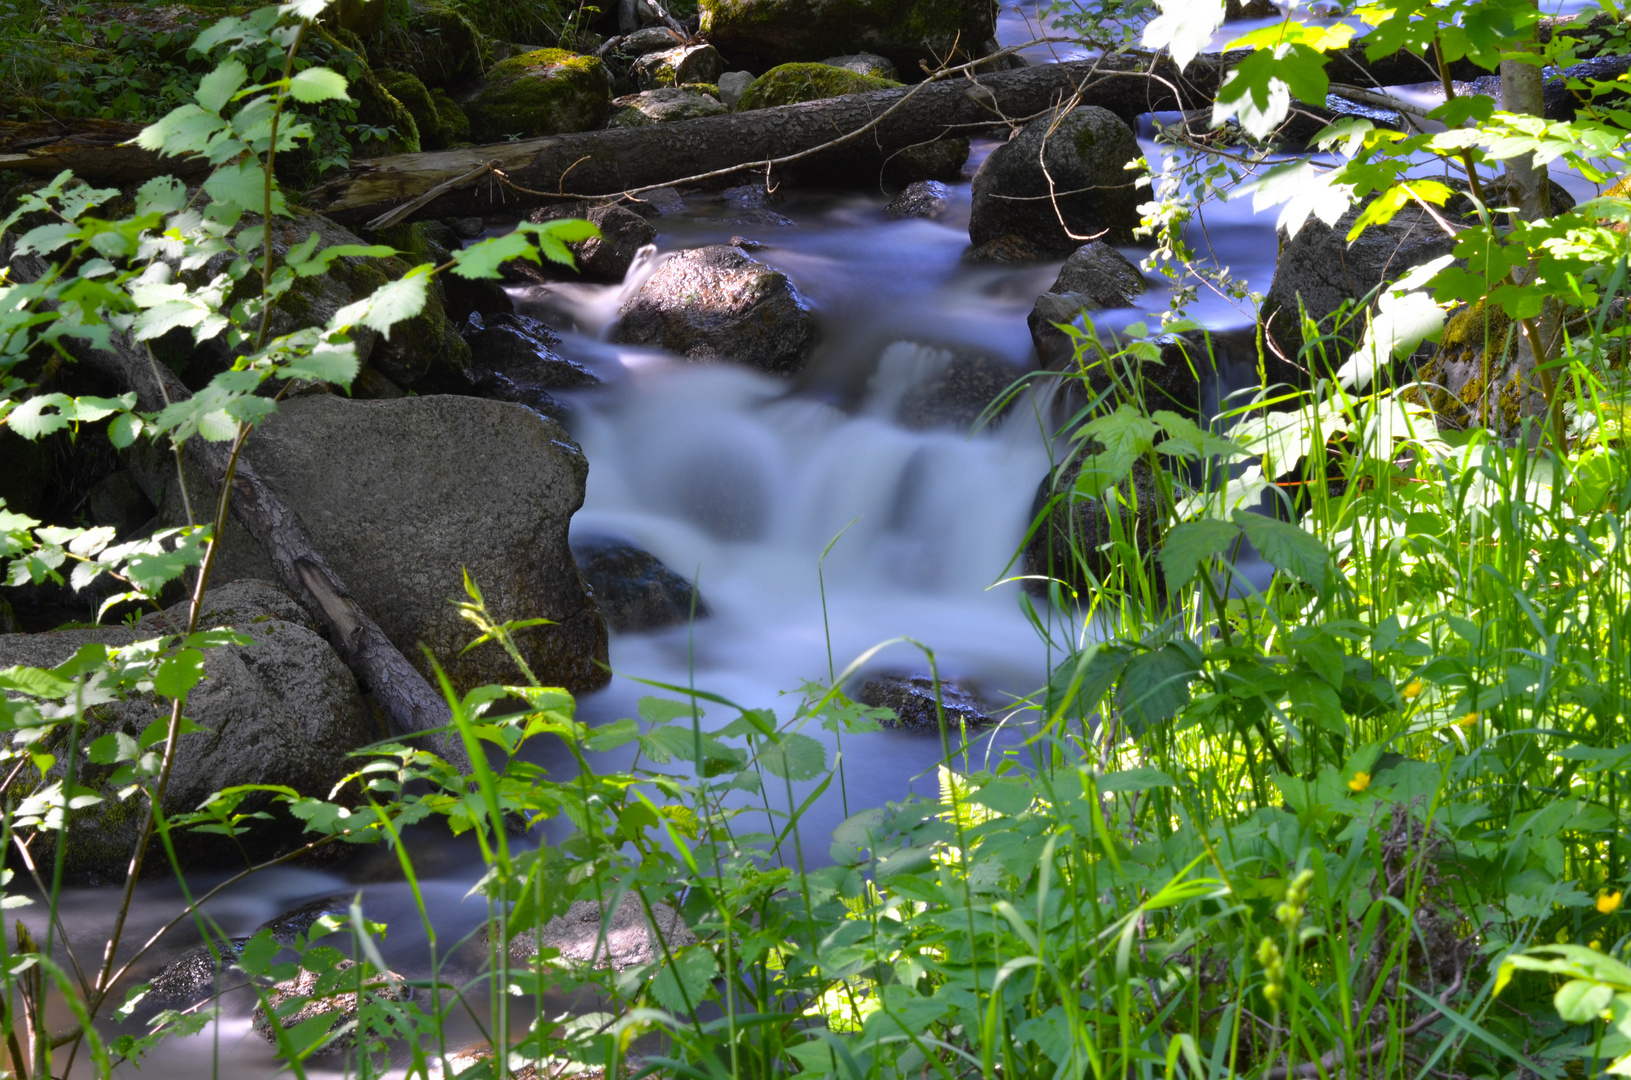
463,49 -> 613,139
699,0 -> 995,73
309,26 -> 421,155
381,70 -> 471,149
369,2 -> 487,88
735,62 -> 900,110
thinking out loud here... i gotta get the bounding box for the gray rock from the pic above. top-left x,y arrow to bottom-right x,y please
633,43 -> 725,89
821,52 -> 898,79
609,86 -> 729,126
0,581 -> 376,884
717,70 -> 754,108
618,25 -> 687,53
159,397 -> 609,697
572,536 -> 708,632
1027,291 -> 1101,367
1049,242 -> 1147,308
252,960 -> 411,1054
969,106 -> 1144,256
526,201 -> 658,283
856,673 -> 992,732
613,245 -> 816,374
886,180 -> 952,220
1023,451 -> 1167,598
883,137 -> 969,185
508,891 -> 695,970
896,351 -> 1027,430
463,312 -> 598,423
632,186 -> 687,216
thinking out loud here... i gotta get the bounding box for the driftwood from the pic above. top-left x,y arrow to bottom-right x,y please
2,255 -> 470,772
300,43 -> 1493,226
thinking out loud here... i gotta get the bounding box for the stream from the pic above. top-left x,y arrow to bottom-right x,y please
30,4 -> 1604,1074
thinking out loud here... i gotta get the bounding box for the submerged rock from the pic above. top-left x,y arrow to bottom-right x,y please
965,234 -> 1049,263
0,582 -> 376,884
572,536 -> 709,632
609,86 -> 729,126
160,396 -> 609,697
895,351 -> 1027,430
507,891 -> 695,970
886,180 -> 952,220
613,245 -> 816,374
857,673 -> 993,732
736,62 -> 900,110
146,895 -> 357,1011
969,106 -> 1144,256
462,49 -> 614,139
699,0 -> 996,74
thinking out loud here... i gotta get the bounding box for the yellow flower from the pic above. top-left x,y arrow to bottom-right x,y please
1402,680 -> 1424,700
1598,890 -> 1624,915
1591,940 -> 1604,952
1348,772 -> 1371,793
1456,712 -> 1479,729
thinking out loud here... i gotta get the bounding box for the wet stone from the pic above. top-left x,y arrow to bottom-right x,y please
507,891 -> 695,970
1048,242 -> 1147,309
857,673 -> 993,732
251,960 -> 412,1055
896,351 -> 1027,430
883,138 -> 970,185
572,535 -> 709,632
886,180 -> 952,221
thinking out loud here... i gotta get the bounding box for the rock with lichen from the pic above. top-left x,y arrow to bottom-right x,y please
608,86 -> 729,126
461,48 -> 614,139
632,43 -> 725,89
735,62 -> 901,110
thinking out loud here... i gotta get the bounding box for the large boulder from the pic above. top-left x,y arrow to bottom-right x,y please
462,312 -> 601,423
0,581 -> 377,884
699,0 -> 996,75
368,2 -> 485,88
461,49 -> 614,139
613,245 -> 817,374
156,396 -> 610,696
158,213 -> 471,395
969,107 -> 1144,257
379,71 -> 471,151
886,180 -> 952,220
1258,182 -> 1571,385
736,62 -> 900,110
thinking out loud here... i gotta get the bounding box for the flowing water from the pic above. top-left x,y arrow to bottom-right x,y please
32,8 -> 1608,1072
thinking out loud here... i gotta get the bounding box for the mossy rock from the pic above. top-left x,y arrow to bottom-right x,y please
1405,302 -> 1530,434
608,87 -> 729,126
381,70 -> 471,149
462,49 -> 614,139
369,2 -> 487,89
699,0 -> 996,74
309,26 -> 421,155
735,62 -> 900,110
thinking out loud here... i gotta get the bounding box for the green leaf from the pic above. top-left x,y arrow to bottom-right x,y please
330,267 -> 430,339
1098,766 -> 1175,794
1116,645 -> 1198,736
287,67 -> 349,103
203,160 -> 271,215
650,947 -> 718,1013
450,231 -> 537,279
1556,979 -> 1615,1024
278,344 -> 358,387
153,648 -> 206,698
971,777 -> 1034,816
1233,510 -> 1330,595
1158,519 -> 1241,588
759,733 -> 826,781
1142,0 -> 1224,69
0,665 -> 76,699
196,59 -> 248,113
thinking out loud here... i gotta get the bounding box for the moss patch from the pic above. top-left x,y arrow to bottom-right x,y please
735,62 -> 900,110
463,49 -> 613,138
370,3 -> 486,89
380,70 -> 470,149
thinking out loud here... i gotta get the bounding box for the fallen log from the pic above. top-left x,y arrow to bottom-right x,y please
11,251 -> 468,771
300,43 -> 1495,226
0,119 -> 209,183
